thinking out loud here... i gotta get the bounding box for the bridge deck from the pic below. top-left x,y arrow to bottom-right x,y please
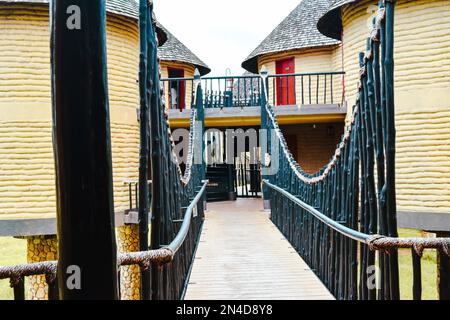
185,199 -> 334,300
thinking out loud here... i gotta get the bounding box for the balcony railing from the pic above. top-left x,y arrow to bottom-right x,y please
266,71 -> 345,106
161,71 -> 345,111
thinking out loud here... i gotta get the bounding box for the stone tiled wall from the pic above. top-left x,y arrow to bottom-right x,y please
117,225 -> 140,300
26,235 -> 57,300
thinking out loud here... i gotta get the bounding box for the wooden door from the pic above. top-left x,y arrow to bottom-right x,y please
275,58 -> 296,106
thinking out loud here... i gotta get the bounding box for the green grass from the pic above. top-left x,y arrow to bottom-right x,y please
0,237 -> 27,300
0,230 -> 440,300
398,229 -> 438,300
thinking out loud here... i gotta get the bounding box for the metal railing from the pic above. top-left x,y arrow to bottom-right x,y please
202,75 -> 262,108
260,0 -> 450,300
161,75 -> 262,110
161,71 -> 345,110
266,71 -> 345,106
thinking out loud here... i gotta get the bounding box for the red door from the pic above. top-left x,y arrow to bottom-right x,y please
275,58 -> 296,106
168,68 -> 186,111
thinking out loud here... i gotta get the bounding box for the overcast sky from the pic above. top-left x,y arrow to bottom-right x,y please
153,0 -> 301,76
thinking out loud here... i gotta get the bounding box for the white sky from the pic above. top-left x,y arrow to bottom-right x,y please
153,0 -> 301,76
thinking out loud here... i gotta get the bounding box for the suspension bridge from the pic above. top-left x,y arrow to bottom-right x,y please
0,0 -> 450,301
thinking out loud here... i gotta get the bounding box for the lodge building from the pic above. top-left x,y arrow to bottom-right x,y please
0,0 -> 209,222
0,0 -> 449,300
316,0 -> 450,232
0,0 -> 209,300
241,0 -> 347,175
238,0 -> 450,233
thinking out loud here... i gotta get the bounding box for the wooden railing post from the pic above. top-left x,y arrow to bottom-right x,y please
259,66 -> 270,209
137,0 -> 151,301
50,0 -> 118,299
194,69 -> 207,207
383,0 -> 400,300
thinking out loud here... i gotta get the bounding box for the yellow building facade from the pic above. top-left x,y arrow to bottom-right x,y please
0,0 -> 210,300
0,3 -> 138,219
256,47 -> 343,106
242,0 -> 347,175
318,0 -> 450,226
0,1 -> 209,220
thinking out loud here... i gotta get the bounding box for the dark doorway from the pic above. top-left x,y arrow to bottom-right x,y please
168,68 -> 186,111
204,127 -> 262,202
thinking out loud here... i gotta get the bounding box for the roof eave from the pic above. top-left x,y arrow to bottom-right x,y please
317,8 -> 343,40
317,0 -> 363,40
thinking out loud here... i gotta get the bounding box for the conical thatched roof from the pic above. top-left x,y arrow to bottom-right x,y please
242,0 -> 339,74
0,0 -> 168,45
157,24 -> 211,76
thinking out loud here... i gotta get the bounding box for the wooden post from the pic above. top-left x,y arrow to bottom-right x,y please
147,1 -> 163,300
384,0 -> 400,300
194,69 -> 207,214
51,0 -> 118,299
260,66 -> 270,209
138,0 -> 151,301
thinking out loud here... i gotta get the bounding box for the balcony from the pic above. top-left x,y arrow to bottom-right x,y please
162,72 -> 347,128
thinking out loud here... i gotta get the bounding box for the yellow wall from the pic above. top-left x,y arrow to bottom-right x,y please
258,47 -> 344,105
338,0 -> 450,214
160,61 -> 195,110
0,5 -> 140,217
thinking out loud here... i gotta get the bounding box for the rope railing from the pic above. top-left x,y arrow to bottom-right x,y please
260,0 -> 450,300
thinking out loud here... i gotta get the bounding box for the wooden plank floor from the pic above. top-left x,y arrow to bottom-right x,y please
184,199 -> 334,300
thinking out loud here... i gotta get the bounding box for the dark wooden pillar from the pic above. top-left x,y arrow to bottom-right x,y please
51,0 -> 118,299
137,0 -> 151,301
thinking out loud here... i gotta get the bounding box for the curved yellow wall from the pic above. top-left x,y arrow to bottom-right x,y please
338,0 -> 450,214
160,61 -> 195,110
258,47 -> 344,105
0,5 -> 140,217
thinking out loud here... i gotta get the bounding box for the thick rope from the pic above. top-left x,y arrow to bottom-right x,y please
368,235 -> 450,258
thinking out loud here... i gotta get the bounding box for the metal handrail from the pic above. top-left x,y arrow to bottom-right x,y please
266,71 -> 345,78
263,179 -> 450,253
167,180 -> 208,253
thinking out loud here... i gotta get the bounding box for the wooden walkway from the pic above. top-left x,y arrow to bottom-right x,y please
184,199 -> 334,300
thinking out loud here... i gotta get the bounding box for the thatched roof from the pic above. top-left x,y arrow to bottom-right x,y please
157,24 -> 211,76
242,0 -> 339,74
0,0 -> 167,45
0,0 -> 212,73
317,0 -> 361,40
1,0 -> 138,20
